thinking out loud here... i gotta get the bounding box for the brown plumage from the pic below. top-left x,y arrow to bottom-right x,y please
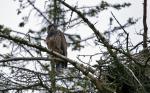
46,24 -> 67,70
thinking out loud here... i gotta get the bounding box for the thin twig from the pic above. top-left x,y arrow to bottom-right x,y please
125,66 -> 145,92
111,11 -> 129,52
0,33 -> 97,85
27,0 -> 51,24
1,65 -> 48,75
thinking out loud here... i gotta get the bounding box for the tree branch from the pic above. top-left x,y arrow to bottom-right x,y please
1,65 -> 48,75
56,0 -> 119,67
27,0 -> 52,24
0,57 -> 61,63
111,12 -> 129,52
0,83 -> 42,91
143,0 -> 148,49
0,33 -> 113,92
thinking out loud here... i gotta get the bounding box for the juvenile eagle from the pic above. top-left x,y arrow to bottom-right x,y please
46,24 -> 67,70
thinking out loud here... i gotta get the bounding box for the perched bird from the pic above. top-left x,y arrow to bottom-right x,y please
46,24 -> 67,71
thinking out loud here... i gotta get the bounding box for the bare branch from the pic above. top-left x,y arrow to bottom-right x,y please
111,12 -> 129,52
143,0 -> 148,49
0,33 -> 113,92
27,0 -> 51,24
0,57 -> 61,63
56,0 -> 119,65
1,65 -> 48,75
0,83 -> 42,91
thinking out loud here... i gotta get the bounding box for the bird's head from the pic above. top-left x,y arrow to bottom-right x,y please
47,24 -> 57,32
47,24 -> 57,36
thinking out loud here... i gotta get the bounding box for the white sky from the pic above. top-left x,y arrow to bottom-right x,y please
0,0 -> 150,64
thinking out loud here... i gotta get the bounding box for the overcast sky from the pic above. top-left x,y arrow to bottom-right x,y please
0,0 -> 149,30
0,0 -> 150,63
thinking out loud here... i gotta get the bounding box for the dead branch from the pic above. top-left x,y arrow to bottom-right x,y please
143,0 -> 148,49
0,33 -> 113,92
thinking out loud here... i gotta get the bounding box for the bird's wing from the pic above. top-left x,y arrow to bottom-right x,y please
60,31 -> 67,56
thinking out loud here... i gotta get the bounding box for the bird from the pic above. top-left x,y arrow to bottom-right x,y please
46,24 -> 67,71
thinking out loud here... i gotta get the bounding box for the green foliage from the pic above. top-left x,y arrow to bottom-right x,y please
48,0 -> 65,25
84,1 -> 131,17
0,25 -> 11,35
112,3 -> 131,10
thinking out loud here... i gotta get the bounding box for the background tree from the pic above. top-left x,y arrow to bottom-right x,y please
0,0 -> 149,93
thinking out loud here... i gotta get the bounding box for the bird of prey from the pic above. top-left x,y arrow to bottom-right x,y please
46,24 -> 67,71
